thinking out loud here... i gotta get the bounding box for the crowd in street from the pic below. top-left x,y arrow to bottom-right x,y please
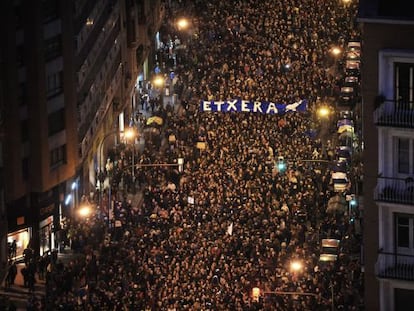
41,0 -> 363,310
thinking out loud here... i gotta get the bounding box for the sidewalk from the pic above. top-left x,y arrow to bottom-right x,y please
0,249 -> 83,310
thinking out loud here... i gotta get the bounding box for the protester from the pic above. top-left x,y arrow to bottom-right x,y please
4,260 -> 17,289
44,0 -> 363,310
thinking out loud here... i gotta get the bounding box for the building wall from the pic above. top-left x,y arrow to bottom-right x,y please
1,1 -> 78,199
77,0 -> 164,194
0,1 -> 81,255
361,21 -> 414,311
0,0 -> 164,256
0,38 -> 7,281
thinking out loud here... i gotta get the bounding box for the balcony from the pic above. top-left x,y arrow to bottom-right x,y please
376,252 -> 414,281
374,99 -> 414,128
374,176 -> 414,205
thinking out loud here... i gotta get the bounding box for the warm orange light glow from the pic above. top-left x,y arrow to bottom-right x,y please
177,18 -> 189,30
318,107 -> 330,118
153,75 -> 165,87
290,260 -> 303,272
331,47 -> 341,57
78,205 -> 92,217
124,128 -> 136,140
252,287 -> 260,302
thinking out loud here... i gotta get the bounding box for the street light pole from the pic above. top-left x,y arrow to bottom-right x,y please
320,240 -> 339,311
124,127 -> 137,191
99,130 -> 120,175
316,105 -> 332,159
132,144 -> 135,183
153,75 -> 165,108
97,129 -> 120,227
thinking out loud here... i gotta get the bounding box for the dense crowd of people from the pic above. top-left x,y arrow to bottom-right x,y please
41,0 -> 364,310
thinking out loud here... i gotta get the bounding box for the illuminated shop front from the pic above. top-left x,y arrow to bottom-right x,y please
7,225 -> 31,261
38,202 -> 57,256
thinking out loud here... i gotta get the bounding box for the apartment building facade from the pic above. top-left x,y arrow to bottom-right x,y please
359,0 -> 414,310
0,45 -> 7,278
0,0 -> 164,259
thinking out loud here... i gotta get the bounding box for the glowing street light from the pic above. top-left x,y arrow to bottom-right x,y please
252,287 -> 261,302
153,75 -> 165,88
290,260 -> 303,272
124,127 -> 136,140
78,205 -> 92,218
330,46 -> 342,57
177,18 -> 189,30
123,127 -> 137,185
317,106 -> 330,118
153,75 -> 165,106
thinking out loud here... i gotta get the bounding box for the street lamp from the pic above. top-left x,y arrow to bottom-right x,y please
317,106 -> 331,119
98,130 -> 120,177
319,239 -> 340,311
316,105 -> 332,158
290,260 -> 303,273
78,204 -> 92,219
153,75 -> 165,88
123,127 -> 137,187
329,46 -> 342,75
177,18 -> 189,31
152,75 -> 165,107
70,181 -> 78,220
97,129 -> 120,227
252,287 -> 261,302
259,259 -> 329,308
330,46 -> 342,57
346,194 -> 357,222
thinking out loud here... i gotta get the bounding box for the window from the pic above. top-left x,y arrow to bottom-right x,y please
395,288 -> 414,311
14,4 -> 23,29
48,108 -> 65,136
396,214 -> 414,254
396,137 -> 414,175
378,51 -> 414,106
42,0 -> 59,23
395,62 -> 414,110
16,45 -> 24,67
50,144 -> 66,167
22,157 -> 29,180
17,82 -> 27,106
44,35 -> 61,61
21,119 -> 29,142
46,71 -> 63,98
398,138 -> 410,174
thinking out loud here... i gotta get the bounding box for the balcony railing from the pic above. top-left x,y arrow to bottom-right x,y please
374,176 -> 414,205
374,100 -> 414,128
376,252 -> 414,281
